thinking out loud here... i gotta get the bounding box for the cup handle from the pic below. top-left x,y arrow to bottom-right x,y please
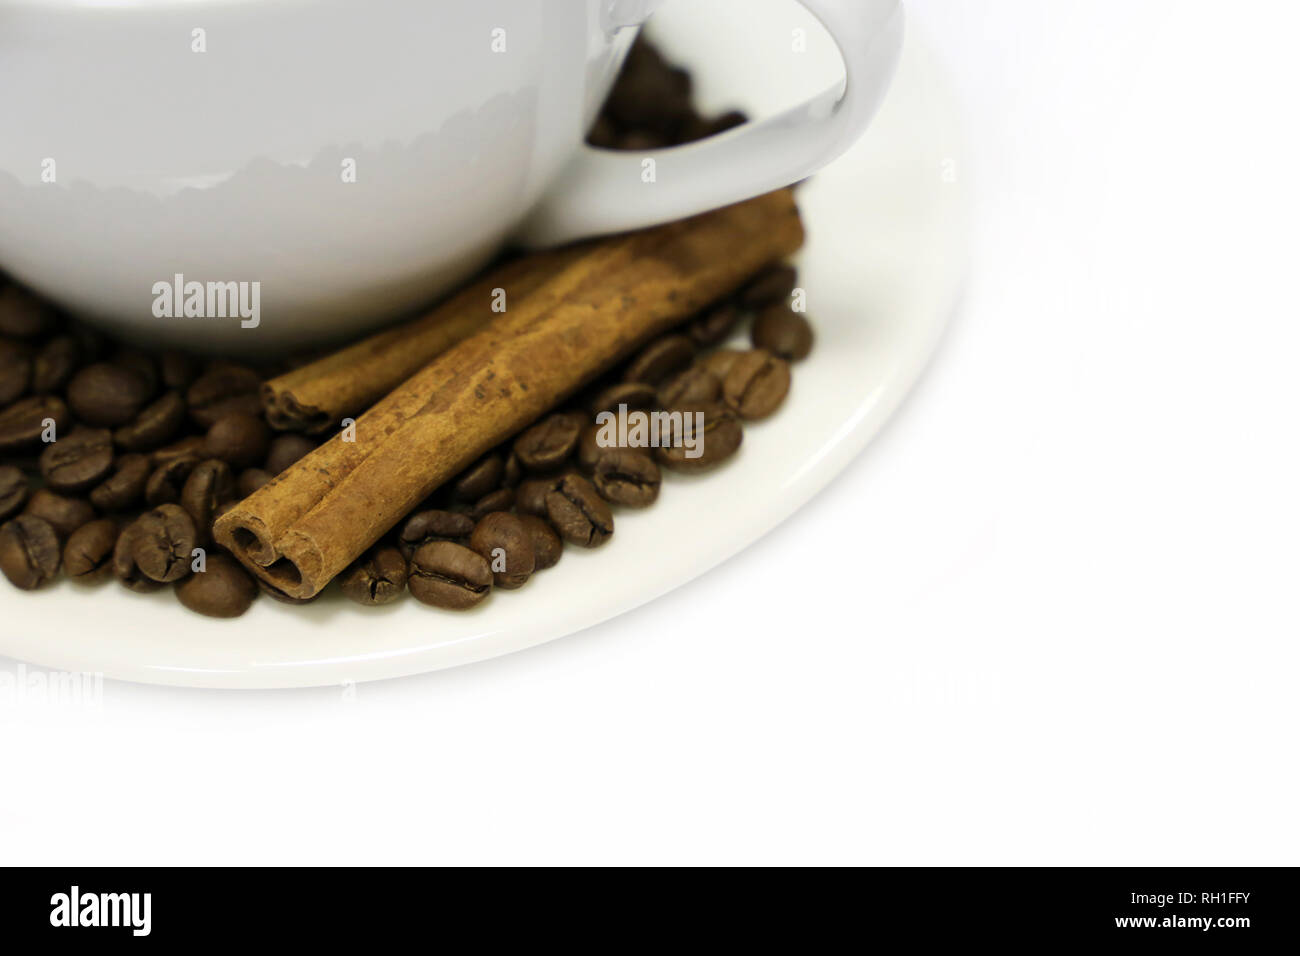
514,0 -> 904,247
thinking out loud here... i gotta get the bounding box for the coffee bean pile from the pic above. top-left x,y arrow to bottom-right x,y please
0,285 -> 325,615
0,39 -> 815,618
361,261 -> 814,611
0,258 -> 812,618
587,35 -> 748,150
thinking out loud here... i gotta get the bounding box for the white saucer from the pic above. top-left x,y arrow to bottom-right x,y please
0,3 -> 968,688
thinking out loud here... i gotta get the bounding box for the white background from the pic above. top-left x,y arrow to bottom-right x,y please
4,0 -> 1298,865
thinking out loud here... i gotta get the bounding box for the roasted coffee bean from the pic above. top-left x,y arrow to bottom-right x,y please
675,108 -> 747,144
591,448 -> 661,507
180,459 -> 235,536
545,474 -> 614,547
587,114 -> 619,148
237,468 -> 273,498
514,413 -> 583,472
399,509 -> 475,558
22,488 -> 95,539
602,38 -> 693,136
30,334 -> 80,394
0,284 -> 57,339
39,427 -> 114,494
738,263 -> 798,308
144,455 -> 200,506
175,553 -> 258,617
68,322 -> 108,365
0,395 -> 70,452
0,515 -> 61,589
576,424 -> 605,471
452,453 -> 504,501
588,381 -> 658,416
90,453 -> 151,512
517,514 -> 562,571
263,433 -> 316,475
515,472 -> 568,517
469,512 -> 535,589
203,412 -> 270,469
469,487 -> 515,520
618,129 -> 670,151
0,340 -> 31,404
111,349 -> 159,398
657,366 -> 721,407
113,390 -> 186,451
655,402 -> 743,472
752,303 -> 813,361
673,110 -> 714,145
721,349 -> 791,420
111,522 -> 162,593
63,518 -> 119,583
131,504 -> 197,583
623,334 -> 694,386
698,348 -> 747,381
159,351 -> 199,390
339,545 -> 408,606
501,451 -> 523,488
706,110 -> 748,136
150,435 -> 206,467
66,362 -> 151,427
408,541 -> 493,610
0,465 -> 29,521
186,363 -> 263,428
687,303 -> 743,348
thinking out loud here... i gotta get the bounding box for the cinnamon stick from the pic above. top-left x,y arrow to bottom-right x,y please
215,190 -> 804,599
262,247 -> 585,432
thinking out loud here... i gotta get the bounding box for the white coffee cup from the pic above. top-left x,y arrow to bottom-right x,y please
0,0 -> 903,352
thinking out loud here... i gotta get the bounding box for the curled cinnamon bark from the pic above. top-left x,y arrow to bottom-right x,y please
215,190 -> 804,599
261,247 -> 584,433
